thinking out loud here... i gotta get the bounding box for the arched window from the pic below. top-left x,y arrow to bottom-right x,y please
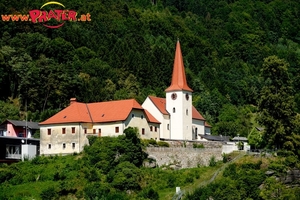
173,107 -> 176,113
186,109 -> 188,115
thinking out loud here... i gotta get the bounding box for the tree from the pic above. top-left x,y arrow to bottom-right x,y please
84,127 -> 147,173
258,56 -> 296,149
248,128 -> 263,150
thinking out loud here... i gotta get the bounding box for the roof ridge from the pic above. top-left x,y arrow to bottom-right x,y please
85,103 -> 93,123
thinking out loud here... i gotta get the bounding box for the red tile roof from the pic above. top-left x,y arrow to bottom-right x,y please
165,41 -> 193,92
148,96 -> 169,115
192,106 -> 205,120
148,96 -> 205,120
144,110 -> 161,124
40,99 -> 160,125
88,99 -> 143,123
205,122 -> 212,128
39,102 -> 93,124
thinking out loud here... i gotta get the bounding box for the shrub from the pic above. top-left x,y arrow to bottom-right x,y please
284,155 -> 298,168
0,170 -> 14,184
40,186 -> 59,200
142,139 -> 158,147
209,156 -> 217,167
222,153 -> 228,163
184,174 -> 194,183
139,187 -> 159,200
157,141 -> 169,147
87,135 -> 97,146
166,175 -> 176,188
193,143 -> 205,148
148,138 -> 157,146
110,162 -> 141,191
268,162 -> 286,173
84,182 -> 110,199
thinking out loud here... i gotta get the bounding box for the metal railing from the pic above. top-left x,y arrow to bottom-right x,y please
6,153 -> 21,159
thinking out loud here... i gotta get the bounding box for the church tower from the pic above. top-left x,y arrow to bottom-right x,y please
165,40 -> 193,140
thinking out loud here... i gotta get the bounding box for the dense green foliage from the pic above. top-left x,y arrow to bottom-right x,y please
1,0 -> 300,143
185,155 -> 300,200
0,127 -> 221,199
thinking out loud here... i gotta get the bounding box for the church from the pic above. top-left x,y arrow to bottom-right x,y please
39,40 -> 211,155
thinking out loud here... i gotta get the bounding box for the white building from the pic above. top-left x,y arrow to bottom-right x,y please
39,40 -> 211,155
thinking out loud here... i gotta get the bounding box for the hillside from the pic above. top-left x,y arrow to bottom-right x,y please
1,131 -> 300,199
1,0 -> 300,139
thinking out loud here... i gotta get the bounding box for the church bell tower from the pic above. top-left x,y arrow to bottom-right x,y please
165,40 -> 193,140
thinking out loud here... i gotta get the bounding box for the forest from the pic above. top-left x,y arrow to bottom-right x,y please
1,1 -> 300,149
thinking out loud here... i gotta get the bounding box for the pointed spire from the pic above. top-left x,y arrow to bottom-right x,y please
165,40 -> 193,92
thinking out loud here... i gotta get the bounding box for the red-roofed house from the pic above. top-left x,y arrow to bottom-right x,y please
39,99 -> 160,155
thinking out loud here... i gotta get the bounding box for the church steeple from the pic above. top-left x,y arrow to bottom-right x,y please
165,40 -> 193,92
165,40 -> 193,140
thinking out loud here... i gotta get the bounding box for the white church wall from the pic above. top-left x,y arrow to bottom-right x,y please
142,97 -> 169,139
166,91 -> 192,140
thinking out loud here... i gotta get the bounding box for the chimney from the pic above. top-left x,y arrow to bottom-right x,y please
70,98 -> 77,105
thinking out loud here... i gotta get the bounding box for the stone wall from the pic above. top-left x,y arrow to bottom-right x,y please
162,140 -> 223,148
146,147 -> 223,169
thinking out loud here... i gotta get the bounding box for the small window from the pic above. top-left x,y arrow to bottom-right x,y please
150,126 -> 153,131
173,107 -> 175,113
186,109 -> 188,115
132,114 -> 134,118
72,127 -> 75,133
155,126 -> 157,132
93,129 -> 96,134
167,124 -> 169,130
142,128 -> 145,135
84,128 -> 87,134
62,128 -> 66,134
63,143 -> 66,149
48,144 -> 51,149
141,115 -> 144,119
47,129 -> 51,135
115,127 -> 119,133
72,143 -> 75,149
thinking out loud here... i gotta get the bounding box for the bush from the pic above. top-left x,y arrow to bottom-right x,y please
166,175 -> 176,188
148,138 -> 157,146
222,153 -> 228,163
84,182 -> 110,200
284,155 -> 298,168
0,170 -> 14,184
139,187 -> 159,200
87,135 -> 97,146
40,186 -> 59,200
193,143 -> 205,148
142,139 -> 158,147
157,141 -> 169,147
277,150 -> 295,157
209,156 -> 217,167
110,162 -> 141,191
184,174 -> 194,183
268,162 -> 286,173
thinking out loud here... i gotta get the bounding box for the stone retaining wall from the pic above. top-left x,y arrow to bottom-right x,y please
146,147 -> 223,169
160,139 -> 224,148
